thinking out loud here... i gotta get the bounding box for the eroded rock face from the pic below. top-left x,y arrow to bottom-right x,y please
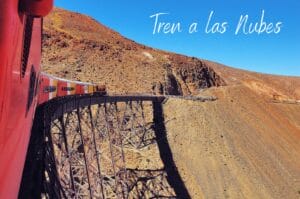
150,56 -> 226,96
164,72 -> 183,95
168,55 -> 225,95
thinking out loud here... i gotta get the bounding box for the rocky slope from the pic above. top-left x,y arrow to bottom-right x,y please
42,8 -> 224,95
164,85 -> 300,198
42,8 -> 300,199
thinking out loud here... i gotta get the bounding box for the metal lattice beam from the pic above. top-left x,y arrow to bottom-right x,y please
43,98 -> 176,198
20,95 -> 190,199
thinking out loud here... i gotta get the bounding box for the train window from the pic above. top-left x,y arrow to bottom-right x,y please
21,16 -> 34,78
62,87 -> 75,91
26,66 -> 36,114
44,86 -> 57,93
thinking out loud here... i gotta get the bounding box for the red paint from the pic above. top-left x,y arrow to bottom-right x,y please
0,1 -> 52,198
37,73 -> 106,104
20,0 -> 53,17
38,75 -> 50,104
76,84 -> 85,95
0,1 -> 106,197
57,81 -> 68,97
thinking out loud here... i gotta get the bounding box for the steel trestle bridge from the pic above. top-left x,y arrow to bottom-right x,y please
19,94 -> 191,199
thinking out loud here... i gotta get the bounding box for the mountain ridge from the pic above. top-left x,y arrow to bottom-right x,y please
42,8 -> 300,101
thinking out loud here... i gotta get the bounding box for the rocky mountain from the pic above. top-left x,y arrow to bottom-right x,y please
42,8 -> 224,96
42,8 -> 300,199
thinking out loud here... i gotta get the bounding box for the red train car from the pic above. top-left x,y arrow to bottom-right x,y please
0,1 -> 107,197
0,1 -> 53,198
38,74 -> 58,104
38,72 -> 106,105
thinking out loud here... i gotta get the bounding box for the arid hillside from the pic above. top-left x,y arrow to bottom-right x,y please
42,8 -> 300,199
164,86 -> 300,198
42,8 -> 224,96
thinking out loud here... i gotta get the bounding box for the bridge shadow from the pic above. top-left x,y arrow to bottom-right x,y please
153,101 -> 190,199
19,95 -> 190,199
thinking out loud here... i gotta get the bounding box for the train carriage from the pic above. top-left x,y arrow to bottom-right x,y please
0,1 -> 106,197
38,72 -> 106,104
0,1 -> 53,198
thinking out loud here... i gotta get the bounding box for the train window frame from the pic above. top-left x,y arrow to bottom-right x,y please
26,65 -> 37,114
21,15 -> 34,78
43,86 -> 57,93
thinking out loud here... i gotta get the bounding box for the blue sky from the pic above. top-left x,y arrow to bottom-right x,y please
55,0 -> 300,76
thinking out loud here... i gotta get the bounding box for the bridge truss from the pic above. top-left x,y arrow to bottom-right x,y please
20,95 -> 190,199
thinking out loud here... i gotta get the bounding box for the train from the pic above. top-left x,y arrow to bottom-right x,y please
38,72 -> 106,104
0,0 -> 106,198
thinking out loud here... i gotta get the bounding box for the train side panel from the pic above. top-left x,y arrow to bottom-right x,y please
0,3 -> 45,199
49,79 -> 58,100
57,81 -> 68,97
67,82 -> 76,95
38,75 -> 59,104
0,1 -> 53,197
75,84 -> 85,95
